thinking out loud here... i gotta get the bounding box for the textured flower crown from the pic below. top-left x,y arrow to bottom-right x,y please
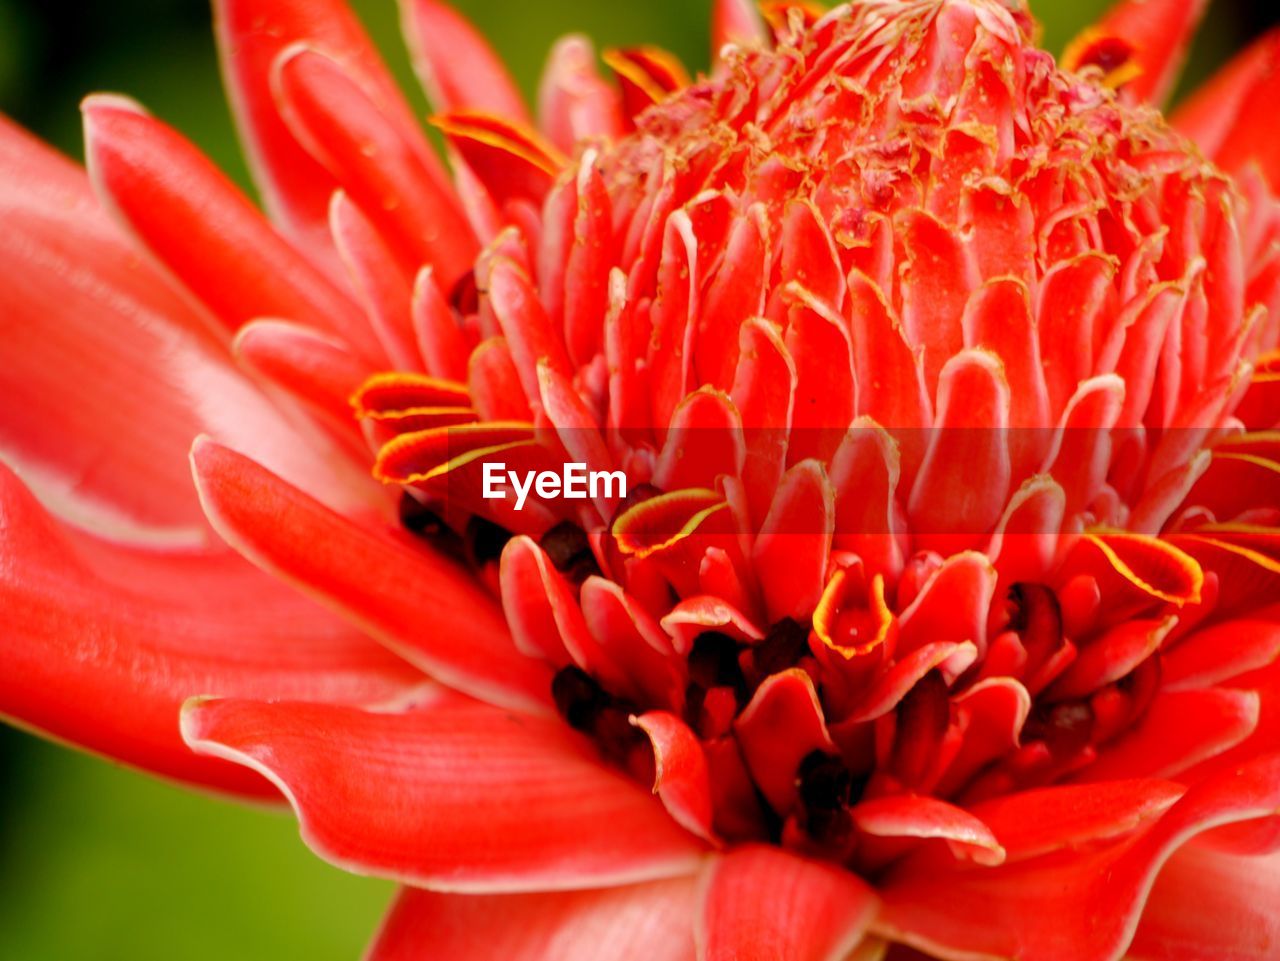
3,0 -> 1280,959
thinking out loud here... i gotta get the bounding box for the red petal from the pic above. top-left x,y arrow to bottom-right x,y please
433,113 -> 567,208
538,36 -> 626,153
603,47 -> 691,119
851,795 -> 1005,866
735,669 -> 837,815
704,210 -> 772,393
778,201 -> 845,316
329,191 -> 423,371
0,464 -> 423,797
1202,35 -> 1280,191
730,317 -> 796,527
843,641 -> 978,723
233,320 -> 370,447
753,460 -> 836,623
897,552 -> 996,658
561,156 -> 616,367
81,95 -> 374,352
1173,31 -> 1280,156
1046,616 -> 1174,700
274,46 -> 477,287
897,209 -> 977,396
987,476 -> 1066,586
411,265 -> 474,381
190,438 -> 551,712
830,420 -> 908,584
654,389 -> 745,493
499,535 -> 588,667
847,270 -> 931,433
964,779 -> 1184,863
1161,609 -> 1280,691
908,350 -> 1011,544
1066,0 -> 1209,106
1129,841 -> 1280,961
368,877 -> 698,961
487,256 -> 573,407
213,0 -> 426,261
1079,688 -> 1260,782
0,117 -> 374,538
879,755 -> 1280,961
634,711 -> 717,843
702,845 -> 878,961
399,0 -> 530,122
784,287 -> 856,465
962,279 -> 1049,439
182,696 -> 705,890
1036,254 -> 1116,417
712,0 -> 769,58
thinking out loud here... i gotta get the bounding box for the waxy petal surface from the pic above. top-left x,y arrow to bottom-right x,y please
182,696 -> 706,891
191,438 -> 551,713
701,845 -> 878,961
0,464 -> 423,796
368,878 -> 698,961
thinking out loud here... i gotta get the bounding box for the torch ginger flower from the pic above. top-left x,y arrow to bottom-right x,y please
4,0 -> 1280,958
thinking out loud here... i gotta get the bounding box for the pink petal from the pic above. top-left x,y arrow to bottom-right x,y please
190,438 -> 552,713
368,878 -> 698,961
702,845 -> 878,961
0,463 -> 423,797
182,695 -> 705,891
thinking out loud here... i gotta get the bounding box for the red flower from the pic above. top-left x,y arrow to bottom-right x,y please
4,0 -> 1280,958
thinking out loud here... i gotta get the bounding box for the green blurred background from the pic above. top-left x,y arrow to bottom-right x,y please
0,0 -> 1274,958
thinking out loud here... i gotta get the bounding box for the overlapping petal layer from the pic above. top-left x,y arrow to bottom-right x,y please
2,0 -> 1280,959
181,695 -> 706,890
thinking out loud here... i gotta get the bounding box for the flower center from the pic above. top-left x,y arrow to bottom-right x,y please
351,0 -> 1280,873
